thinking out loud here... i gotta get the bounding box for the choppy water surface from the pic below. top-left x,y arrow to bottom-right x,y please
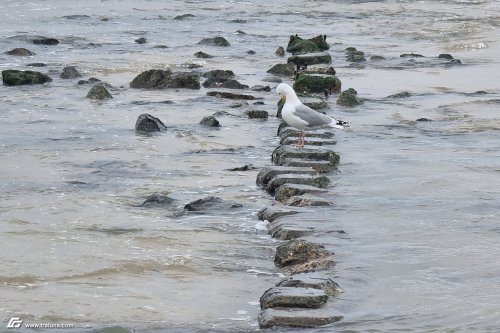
1,0 -> 499,332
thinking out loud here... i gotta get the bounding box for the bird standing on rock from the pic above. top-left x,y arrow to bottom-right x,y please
276,83 -> 349,148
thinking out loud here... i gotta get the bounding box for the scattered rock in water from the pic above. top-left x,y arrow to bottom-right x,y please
275,46 -> 285,57
267,174 -> 330,195
438,53 -> 454,60
60,66 -> 82,79
260,287 -> 328,310
274,239 -> 331,268
78,77 -> 101,85
26,63 -> 46,67
448,58 -> 462,65
293,74 -> 341,94
286,34 -> 329,54
276,273 -> 342,297
218,79 -> 248,89
225,164 -> 257,171
251,85 -> 271,92
153,45 -> 169,49
345,48 -> 366,62
200,115 -> 221,127
2,69 -> 52,86
416,117 -> 432,122
206,91 -> 257,100
135,113 -> 167,132
184,196 -> 242,212
267,63 -> 295,76
30,36 -> 60,45
63,14 -> 91,20
400,53 -> 424,58
141,193 -> 175,207
86,84 -> 112,100
130,69 -> 200,89
194,51 -> 213,58
386,91 -> 411,98
272,145 -> 340,167
370,55 -> 386,61
336,88 -> 363,106
246,110 -> 268,119
258,308 -> 342,329
5,48 -> 36,56
247,50 -> 256,55
202,69 -> 235,87
198,36 -> 230,47
135,37 -> 147,44
288,52 -> 332,66
173,13 -> 195,20
268,221 -> 315,240
274,184 -> 328,203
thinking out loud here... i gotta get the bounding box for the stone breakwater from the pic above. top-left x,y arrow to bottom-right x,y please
255,125 -> 345,329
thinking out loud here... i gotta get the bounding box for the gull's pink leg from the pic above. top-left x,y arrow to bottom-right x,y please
293,130 -> 305,148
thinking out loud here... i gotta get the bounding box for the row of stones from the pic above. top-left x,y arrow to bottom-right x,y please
255,122 -> 344,329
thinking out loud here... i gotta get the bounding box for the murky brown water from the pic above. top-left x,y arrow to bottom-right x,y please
1,0 -> 499,332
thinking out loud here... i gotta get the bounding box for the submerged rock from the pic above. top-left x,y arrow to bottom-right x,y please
202,69 -> 235,87
200,116 -> 221,127
173,13 -> 195,20
30,36 -> 60,45
293,74 -> 341,94
194,51 -> 213,58
250,85 -> 271,92
86,85 -> 112,99
275,239 -> 331,268
336,88 -> 363,106
258,308 -> 342,329
135,113 -> 167,132
275,46 -> 285,57
260,287 -> 328,310
267,63 -> 295,77
206,91 -> 257,100
168,72 -> 201,89
2,70 -> 52,86
246,110 -> 268,119
218,79 -> 248,89
184,196 -> 242,212
135,37 -> 147,44
345,48 -> 366,62
141,193 -> 175,207
288,52 -> 332,66
387,91 -> 411,98
400,53 -> 425,58
198,36 -> 230,47
5,48 -> 36,56
60,66 -> 82,79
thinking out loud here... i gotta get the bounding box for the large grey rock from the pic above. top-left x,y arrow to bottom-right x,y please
276,274 -> 342,297
258,308 -> 342,328
60,66 -> 82,79
86,85 -> 112,100
130,69 -> 172,89
2,70 -> 52,86
267,174 -> 330,195
200,116 -> 221,127
260,287 -> 328,310
256,166 -> 316,186
135,113 -> 167,132
275,239 -> 331,268
272,145 -> 340,167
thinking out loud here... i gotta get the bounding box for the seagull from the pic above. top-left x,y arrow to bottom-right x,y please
276,83 -> 349,148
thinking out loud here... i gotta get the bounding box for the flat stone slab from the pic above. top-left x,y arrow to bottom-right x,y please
287,257 -> 336,275
275,183 -> 328,202
282,158 -> 337,173
256,166 -> 316,186
279,127 -> 335,140
276,273 -> 342,297
258,308 -> 342,328
284,194 -> 333,207
272,145 -> 340,167
281,136 -> 337,147
257,206 -> 305,222
267,174 -> 330,194
260,287 -> 328,310
275,239 -> 331,268
267,220 -> 315,240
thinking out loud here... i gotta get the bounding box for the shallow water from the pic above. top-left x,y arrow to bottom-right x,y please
1,0 -> 499,332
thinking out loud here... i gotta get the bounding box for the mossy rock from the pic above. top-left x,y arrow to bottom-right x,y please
267,63 -> 295,76
293,74 -> 341,94
86,84 -> 112,100
286,35 -> 329,54
130,69 -> 172,89
2,70 -> 52,86
287,52 -> 332,66
336,88 -> 363,106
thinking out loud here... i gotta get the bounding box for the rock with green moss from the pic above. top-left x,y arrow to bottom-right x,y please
287,52 -> 332,66
86,84 -> 112,100
286,35 -> 329,54
336,88 -> 363,106
293,74 -> 341,94
198,36 -> 230,47
2,70 -> 52,86
275,46 -> 285,57
130,69 -> 199,89
345,48 -> 366,62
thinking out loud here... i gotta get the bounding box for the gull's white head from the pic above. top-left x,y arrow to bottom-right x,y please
276,83 -> 299,104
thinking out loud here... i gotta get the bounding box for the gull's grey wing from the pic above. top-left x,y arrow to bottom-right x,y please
292,103 -> 333,128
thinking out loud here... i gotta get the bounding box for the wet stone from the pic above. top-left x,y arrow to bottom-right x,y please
276,273 -> 342,297
2,70 -> 52,86
135,113 -> 167,132
141,193 -> 175,207
258,308 -> 342,329
206,91 -> 257,100
60,66 -> 82,79
267,174 -> 330,195
5,48 -> 36,56
267,63 -> 295,76
199,116 -> 221,127
280,136 -> 336,147
287,52 -> 332,66
275,239 -> 331,268
293,74 -> 341,94
184,196 -> 242,212
257,206 -> 304,222
278,126 -> 334,140
268,221 -> 315,240
256,166 -> 316,186
245,110 -> 268,119
198,36 -> 230,47
275,184 -> 328,203
272,145 -> 340,167
282,158 -> 337,173
287,257 -> 335,275
284,194 -> 333,207
86,84 -> 112,100
260,287 -> 328,310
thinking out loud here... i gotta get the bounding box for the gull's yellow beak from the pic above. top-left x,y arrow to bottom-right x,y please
280,95 -> 286,103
